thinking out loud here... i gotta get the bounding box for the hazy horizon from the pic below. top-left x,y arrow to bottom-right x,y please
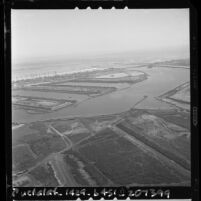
12,45 -> 189,67
12,9 -> 189,64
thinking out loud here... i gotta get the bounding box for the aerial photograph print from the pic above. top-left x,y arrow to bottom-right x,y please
12,9 -> 191,187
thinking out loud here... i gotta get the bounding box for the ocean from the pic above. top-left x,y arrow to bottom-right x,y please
12,49 -> 189,81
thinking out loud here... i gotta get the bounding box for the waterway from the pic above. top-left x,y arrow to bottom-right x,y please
12,66 -> 190,123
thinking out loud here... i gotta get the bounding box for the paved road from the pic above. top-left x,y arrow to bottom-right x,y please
49,125 -> 72,148
50,153 -> 77,187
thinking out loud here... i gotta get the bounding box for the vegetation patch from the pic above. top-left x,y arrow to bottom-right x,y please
29,163 -> 59,186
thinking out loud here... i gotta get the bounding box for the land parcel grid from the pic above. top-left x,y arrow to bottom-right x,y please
62,109 -> 190,187
12,68 -> 147,113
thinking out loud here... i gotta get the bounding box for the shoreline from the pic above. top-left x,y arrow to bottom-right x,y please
12,64 -> 189,83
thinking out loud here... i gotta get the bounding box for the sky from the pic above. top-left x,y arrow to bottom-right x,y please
11,9 -> 189,63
